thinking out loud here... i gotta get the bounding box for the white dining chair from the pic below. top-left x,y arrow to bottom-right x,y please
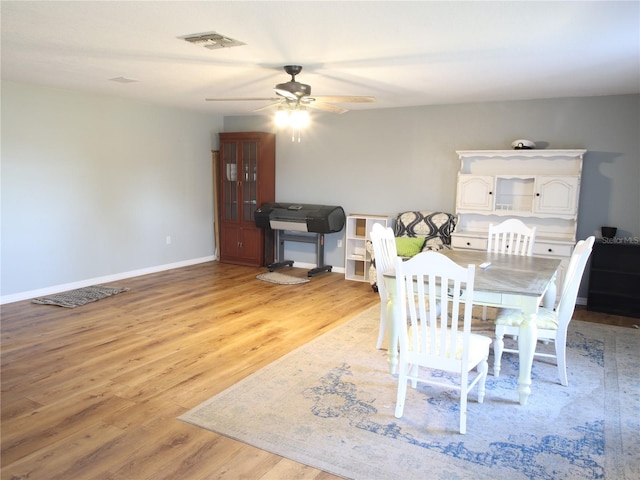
393,251 -> 491,434
487,218 -> 537,255
482,218 -> 537,319
370,223 -> 398,349
493,236 -> 595,385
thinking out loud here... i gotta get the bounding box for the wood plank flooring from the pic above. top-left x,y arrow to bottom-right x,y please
1,261 -> 636,479
1,262 -> 378,480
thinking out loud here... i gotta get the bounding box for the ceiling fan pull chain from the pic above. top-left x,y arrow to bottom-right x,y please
291,126 -> 302,143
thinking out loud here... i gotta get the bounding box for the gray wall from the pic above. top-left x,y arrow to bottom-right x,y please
225,95 -> 640,276
1,82 -> 224,301
2,80 -> 638,302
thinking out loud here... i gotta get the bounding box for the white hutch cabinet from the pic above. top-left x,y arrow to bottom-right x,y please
452,149 -> 586,291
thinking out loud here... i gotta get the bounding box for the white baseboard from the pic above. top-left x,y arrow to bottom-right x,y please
0,256 -> 215,305
2,257 -> 573,305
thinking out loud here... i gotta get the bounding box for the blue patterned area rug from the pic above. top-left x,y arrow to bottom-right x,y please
179,306 -> 639,480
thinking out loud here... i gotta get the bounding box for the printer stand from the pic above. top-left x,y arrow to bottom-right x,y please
268,230 -> 333,277
267,260 -> 294,272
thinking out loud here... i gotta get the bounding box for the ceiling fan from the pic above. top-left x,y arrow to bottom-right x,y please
206,65 -> 375,114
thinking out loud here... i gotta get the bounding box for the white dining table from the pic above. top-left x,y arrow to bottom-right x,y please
383,249 -> 561,406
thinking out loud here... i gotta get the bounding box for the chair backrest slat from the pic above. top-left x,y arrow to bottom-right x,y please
395,252 -> 475,366
487,218 -> 537,256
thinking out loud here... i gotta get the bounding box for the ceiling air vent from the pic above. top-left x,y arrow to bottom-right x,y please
109,77 -> 138,84
179,31 -> 246,50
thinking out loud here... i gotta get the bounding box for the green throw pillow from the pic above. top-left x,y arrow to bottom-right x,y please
395,237 -> 425,257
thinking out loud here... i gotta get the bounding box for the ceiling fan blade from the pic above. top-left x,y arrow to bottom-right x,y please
205,97 -> 280,102
252,101 -> 285,112
305,101 -> 348,114
312,96 -> 375,103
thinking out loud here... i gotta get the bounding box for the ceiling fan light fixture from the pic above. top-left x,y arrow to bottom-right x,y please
274,105 -> 310,142
290,108 -> 310,128
274,108 -> 290,127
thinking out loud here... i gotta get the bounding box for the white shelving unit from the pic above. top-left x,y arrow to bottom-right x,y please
452,149 -> 586,290
344,214 -> 393,282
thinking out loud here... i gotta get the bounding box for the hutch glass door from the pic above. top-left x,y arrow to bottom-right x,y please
223,142 -> 238,221
242,141 -> 258,223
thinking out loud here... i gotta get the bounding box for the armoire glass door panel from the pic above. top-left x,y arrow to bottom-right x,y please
223,142 -> 238,221
242,141 -> 258,222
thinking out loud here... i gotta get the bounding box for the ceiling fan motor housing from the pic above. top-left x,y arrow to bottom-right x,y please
275,81 -> 311,98
275,65 -> 311,98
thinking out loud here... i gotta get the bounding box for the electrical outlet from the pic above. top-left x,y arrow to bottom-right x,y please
166,236 -> 171,245
337,239 -> 343,248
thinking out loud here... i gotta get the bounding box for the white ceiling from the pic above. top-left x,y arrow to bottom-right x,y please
2,1 -> 639,116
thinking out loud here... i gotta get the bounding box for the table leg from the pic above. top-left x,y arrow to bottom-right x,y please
517,312 -> 538,405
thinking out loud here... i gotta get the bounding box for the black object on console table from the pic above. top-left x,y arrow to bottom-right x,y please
255,203 -> 346,277
587,239 -> 640,318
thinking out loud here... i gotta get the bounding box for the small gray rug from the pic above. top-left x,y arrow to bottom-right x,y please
256,271 -> 310,285
32,285 -> 129,308
180,305 -> 639,480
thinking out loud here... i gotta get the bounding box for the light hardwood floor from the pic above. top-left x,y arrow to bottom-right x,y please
1,262 -> 378,480
1,261 -> 636,479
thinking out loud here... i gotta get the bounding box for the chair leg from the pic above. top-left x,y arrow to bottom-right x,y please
395,364 -> 408,418
376,301 -> 386,350
459,370 -> 469,434
410,363 -> 419,388
477,357 -> 488,404
555,330 -> 568,386
493,329 -> 505,377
